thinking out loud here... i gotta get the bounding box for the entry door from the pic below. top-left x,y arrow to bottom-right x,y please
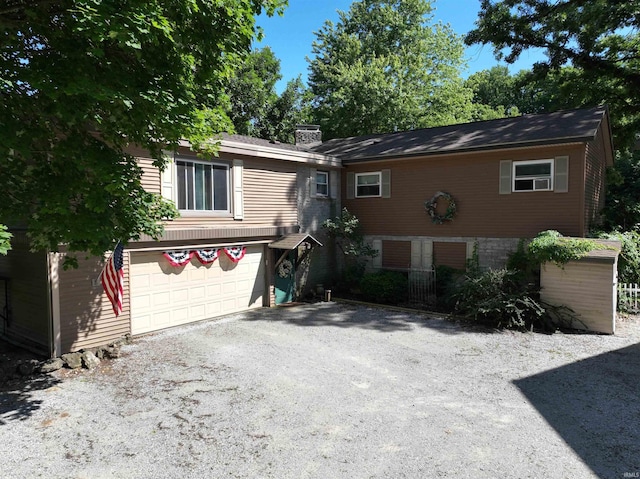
274,250 -> 296,304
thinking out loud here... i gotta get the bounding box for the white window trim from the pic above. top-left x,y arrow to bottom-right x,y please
355,171 -> 382,198
512,159 -> 554,192
175,157 -> 232,216
316,171 -> 329,197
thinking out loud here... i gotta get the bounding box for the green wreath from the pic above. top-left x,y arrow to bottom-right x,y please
425,191 -> 457,224
278,259 -> 293,278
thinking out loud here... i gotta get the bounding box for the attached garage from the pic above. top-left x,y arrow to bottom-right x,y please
129,245 -> 266,335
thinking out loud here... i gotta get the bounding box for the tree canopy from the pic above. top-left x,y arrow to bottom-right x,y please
465,0 -> 640,148
226,47 -> 282,138
0,0 -> 285,260
308,0 -> 475,139
225,48 -> 312,143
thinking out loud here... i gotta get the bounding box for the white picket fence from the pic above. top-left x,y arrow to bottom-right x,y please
618,283 -> 640,311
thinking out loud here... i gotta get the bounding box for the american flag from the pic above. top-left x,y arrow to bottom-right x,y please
100,242 -> 124,317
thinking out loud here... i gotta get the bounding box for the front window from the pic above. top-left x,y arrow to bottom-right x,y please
176,159 -> 229,212
316,171 -> 329,197
356,172 -> 381,197
513,159 -> 553,192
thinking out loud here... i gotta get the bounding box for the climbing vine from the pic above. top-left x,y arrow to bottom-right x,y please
527,230 -> 612,267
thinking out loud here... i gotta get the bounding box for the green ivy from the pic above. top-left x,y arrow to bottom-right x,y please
527,230 -> 610,267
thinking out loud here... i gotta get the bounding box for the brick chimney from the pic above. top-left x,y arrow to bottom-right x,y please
295,124 -> 322,147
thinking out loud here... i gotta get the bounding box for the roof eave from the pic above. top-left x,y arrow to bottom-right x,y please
340,136 -> 595,164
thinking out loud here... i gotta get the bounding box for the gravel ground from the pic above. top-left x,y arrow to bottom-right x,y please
1,302 -> 639,479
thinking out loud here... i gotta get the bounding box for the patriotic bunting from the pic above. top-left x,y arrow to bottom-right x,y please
223,246 -> 246,263
163,246 -> 247,267
163,250 -> 194,267
194,249 -> 220,264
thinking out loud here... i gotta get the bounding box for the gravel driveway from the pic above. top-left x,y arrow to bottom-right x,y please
1,302 -> 639,479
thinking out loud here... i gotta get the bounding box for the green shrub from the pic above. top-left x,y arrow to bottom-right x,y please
452,268 -> 579,331
596,231 -> 640,311
434,265 -> 464,309
596,230 -> 640,284
527,230 -> 606,266
360,270 -> 408,304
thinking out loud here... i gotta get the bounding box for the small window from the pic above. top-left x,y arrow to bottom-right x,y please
176,159 -> 230,212
513,159 -> 553,192
356,172 -> 381,198
316,171 -> 329,197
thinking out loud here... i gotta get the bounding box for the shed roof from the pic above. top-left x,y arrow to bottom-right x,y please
268,233 -> 323,250
312,106 -> 610,162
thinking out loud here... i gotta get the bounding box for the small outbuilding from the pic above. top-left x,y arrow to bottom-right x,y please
540,240 -> 621,334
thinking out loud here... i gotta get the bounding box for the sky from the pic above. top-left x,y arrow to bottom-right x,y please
256,0 -> 546,92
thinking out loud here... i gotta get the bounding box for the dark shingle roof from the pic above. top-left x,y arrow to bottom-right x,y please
221,133 -> 310,152
311,106 -> 609,162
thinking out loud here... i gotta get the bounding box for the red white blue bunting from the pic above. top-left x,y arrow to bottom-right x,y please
223,246 -> 246,263
194,249 -> 220,264
162,250 -> 194,267
163,246 -> 246,267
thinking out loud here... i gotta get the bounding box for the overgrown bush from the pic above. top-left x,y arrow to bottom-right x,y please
434,265 -> 464,309
452,268 -> 580,331
359,270 -> 408,304
596,230 -> 640,312
596,230 -> 640,284
527,230 -> 606,266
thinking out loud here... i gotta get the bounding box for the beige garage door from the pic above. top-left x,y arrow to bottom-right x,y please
130,245 -> 265,335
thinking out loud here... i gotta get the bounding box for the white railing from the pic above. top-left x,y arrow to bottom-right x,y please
618,282 -> 640,312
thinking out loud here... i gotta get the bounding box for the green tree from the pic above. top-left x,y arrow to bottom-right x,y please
308,0 -> 474,139
465,0 -> 640,148
464,66 -> 523,120
257,76 -> 313,144
225,50 -> 312,144
226,47 -> 282,137
0,0 -> 285,260
465,66 -> 517,114
463,66 -> 587,119
601,150 -> 640,232
322,208 -> 378,290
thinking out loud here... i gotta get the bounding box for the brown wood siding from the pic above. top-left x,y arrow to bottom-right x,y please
58,252 -> 130,353
0,233 -> 50,354
343,144 -> 586,238
433,242 -> 467,270
139,156 -> 161,194
382,240 -> 411,269
159,154 -> 298,229
540,259 -> 615,334
584,126 -> 608,233
242,158 -> 298,225
125,145 -> 161,194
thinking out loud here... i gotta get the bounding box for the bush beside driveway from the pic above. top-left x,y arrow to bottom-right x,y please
1,302 -> 639,479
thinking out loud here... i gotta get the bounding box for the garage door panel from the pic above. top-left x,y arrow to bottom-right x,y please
190,285 -> 206,300
190,304 -> 206,321
131,246 -> 265,335
206,302 -> 222,317
132,293 -> 151,310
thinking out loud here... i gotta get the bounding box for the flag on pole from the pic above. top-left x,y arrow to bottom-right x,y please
100,242 -> 124,317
